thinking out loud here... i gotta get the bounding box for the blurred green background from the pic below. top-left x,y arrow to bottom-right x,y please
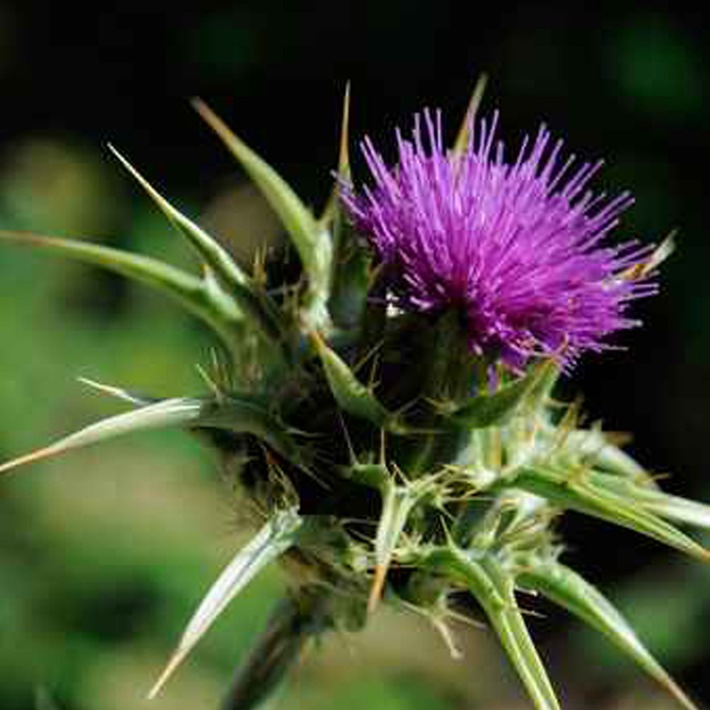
0,2 -> 708,709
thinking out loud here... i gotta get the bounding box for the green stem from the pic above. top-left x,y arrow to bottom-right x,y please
221,594 -> 330,710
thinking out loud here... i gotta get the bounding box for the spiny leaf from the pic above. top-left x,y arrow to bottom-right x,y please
310,331 -> 406,433
520,561 -> 698,710
588,470 -> 710,530
444,359 -> 558,429
452,73 -> 489,157
0,396 -> 309,477
430,549 -> 561,710
348,461 -> 390,490
79,377 -> 308,469
0,230 -> 243,348
327,240 -> 371,330
369,481 -> 422,613
0,398 -> 202,477
478,558 -> 561,710
515,467 -> 709,562
108,145 -> 285,344
149,508 -> 302,698
192,99 -> 332,331
197,397 -> 313,472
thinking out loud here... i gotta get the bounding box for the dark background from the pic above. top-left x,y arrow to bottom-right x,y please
0,2 -> 707,709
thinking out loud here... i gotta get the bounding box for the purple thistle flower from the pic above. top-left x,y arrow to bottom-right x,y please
342,110 -> 657,369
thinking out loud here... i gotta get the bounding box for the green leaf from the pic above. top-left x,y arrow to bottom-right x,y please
478,558 -> 561,710
310,332 -> 405,433
0,398 -> 203,477
369,479 -> 433,613
198,396 -> 313,472
0,395 -> 309,477
520,561 -> 698,710
192,99 -> 332,331
149,508 -> 302,698
428,549 -> 561,710
444,359 -> 558,429
0,229 -> 243,349
328,240 -> 371,330
588,470 -> 710,530
514,467 -> 709,562
109,145 -> 286,345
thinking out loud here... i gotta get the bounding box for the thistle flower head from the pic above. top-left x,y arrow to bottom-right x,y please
343,110 -> 656,368
0,87 -> 706,710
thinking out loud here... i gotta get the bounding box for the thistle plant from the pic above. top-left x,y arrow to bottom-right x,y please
1,80 -> 708,710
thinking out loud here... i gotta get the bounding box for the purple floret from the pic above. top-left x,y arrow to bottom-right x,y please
342,110 -> 656,369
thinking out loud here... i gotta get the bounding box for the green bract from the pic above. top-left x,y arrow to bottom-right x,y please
1,83 -> 708,710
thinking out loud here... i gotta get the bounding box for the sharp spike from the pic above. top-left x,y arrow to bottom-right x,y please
0,398 -> 202,477
368,563 -> 388,614
0,445 -> 60,477
107,145 -> 284,346
338,82 -> 352,182
78,377 -> 152,406
453,73 -> 489,156
191,98 -> 332,331
149,509 -> 302,697
107,144 -> 246,293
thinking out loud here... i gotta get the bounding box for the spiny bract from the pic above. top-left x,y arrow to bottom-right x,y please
0,81 -> 708,710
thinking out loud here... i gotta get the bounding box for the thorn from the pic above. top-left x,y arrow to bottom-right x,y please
368,563 -> 388,614
378,428 -> 387,465
0,445 -> 59,477
192,99 -> 252,167
453,72 -> 489,157
335,410 -> 357,465
147,651 -> 184,700
338,82 -> 352,181
447,608 -> 487,630
351,339 -> 383,375
108,144 -> 144,184
317,81 -> 353,226
503,600 -> 546,619
195,365 -> 224,404
78,376 -> 148,405
390,463 -> 409,485
367,352 -> 382,390
431,616 -> 463,660
78,376 -> 117,396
